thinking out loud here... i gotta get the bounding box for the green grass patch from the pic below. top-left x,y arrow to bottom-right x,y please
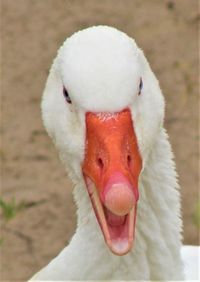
0,238 -> 4,247
0,198 -> 25,221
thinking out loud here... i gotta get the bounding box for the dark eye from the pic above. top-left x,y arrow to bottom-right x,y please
63,87 -> 72,104
138,78 -> 143,95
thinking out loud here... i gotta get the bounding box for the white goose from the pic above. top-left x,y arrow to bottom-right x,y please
30,26 -> 199,281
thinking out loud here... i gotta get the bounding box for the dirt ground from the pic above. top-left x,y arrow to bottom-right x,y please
1,0 -> 199,281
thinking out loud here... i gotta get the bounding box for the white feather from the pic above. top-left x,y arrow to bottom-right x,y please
29,26 -> 198,281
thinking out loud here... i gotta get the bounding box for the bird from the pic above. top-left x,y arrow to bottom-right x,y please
29,26 -> 199,281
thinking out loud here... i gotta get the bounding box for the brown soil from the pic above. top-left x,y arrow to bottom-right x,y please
1,0 -> 199,281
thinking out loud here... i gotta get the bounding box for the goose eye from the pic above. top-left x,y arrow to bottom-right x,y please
138,78 -> 143,95
63,87 -> 72,104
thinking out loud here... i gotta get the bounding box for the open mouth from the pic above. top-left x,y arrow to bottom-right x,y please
85,177 -> 136,255
82,109 -> 142,255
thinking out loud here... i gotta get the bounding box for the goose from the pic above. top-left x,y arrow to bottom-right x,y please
30,26 -> 199,281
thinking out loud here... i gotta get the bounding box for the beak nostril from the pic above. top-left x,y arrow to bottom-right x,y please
127,155 -> 131,167
97,158 -> 104,170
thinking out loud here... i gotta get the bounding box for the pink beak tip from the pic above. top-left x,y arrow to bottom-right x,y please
104,184 -> 134,216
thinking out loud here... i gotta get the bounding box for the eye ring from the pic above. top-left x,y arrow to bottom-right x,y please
63,86 -> 72,104
138,78 -> 143,95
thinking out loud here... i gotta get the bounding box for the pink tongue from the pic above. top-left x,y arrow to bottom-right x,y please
105,209 -> 126,227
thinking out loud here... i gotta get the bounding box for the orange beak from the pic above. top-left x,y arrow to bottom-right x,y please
82,109 -> 142,255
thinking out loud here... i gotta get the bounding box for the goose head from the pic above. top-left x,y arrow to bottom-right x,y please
42,26 -> 164,256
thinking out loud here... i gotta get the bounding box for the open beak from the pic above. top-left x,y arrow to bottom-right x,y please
82,109 -> 142,255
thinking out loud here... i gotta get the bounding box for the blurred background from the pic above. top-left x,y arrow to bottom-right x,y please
1,0 -> 199,280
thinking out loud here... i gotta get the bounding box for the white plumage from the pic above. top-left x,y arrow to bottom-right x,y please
30,26 -> 199,281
